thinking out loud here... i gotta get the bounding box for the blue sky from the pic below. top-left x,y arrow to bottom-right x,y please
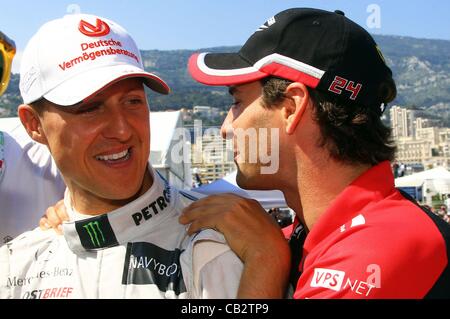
1,0 -> 449,73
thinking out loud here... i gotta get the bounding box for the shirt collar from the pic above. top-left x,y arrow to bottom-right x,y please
63,165 -> 174,252
304,161 -> 395,252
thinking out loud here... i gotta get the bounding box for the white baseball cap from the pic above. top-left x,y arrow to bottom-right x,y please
19,14 -> 170,106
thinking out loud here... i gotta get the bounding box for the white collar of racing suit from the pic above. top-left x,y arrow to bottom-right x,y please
63,164 -> 175,253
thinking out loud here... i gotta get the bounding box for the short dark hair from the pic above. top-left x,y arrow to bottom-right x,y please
260,77 -> 397,165
29,98 -> 48,114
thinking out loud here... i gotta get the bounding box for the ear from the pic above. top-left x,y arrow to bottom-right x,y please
17,104 -> 48,145
282,82 -> 310,135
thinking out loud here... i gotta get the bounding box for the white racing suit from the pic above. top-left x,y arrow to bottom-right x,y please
0,166 -> 243,299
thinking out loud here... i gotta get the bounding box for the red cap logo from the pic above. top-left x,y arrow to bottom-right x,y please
79,18 -> 110,37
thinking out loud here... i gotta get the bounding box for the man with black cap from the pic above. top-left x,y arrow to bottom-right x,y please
181,8 -> 450,298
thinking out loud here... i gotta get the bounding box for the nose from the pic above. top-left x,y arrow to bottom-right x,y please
220,109 -> 234,139
103,108 -> 133,142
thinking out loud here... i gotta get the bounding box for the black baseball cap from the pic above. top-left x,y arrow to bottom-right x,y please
188,8 -> 394,113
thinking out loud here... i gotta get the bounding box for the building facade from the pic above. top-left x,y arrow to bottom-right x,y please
191,128 -> 236,185
391,106 -> 450,169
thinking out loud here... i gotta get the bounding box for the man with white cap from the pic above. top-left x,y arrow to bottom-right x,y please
0,14 -> 255,299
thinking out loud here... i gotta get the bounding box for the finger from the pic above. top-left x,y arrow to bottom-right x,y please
178,213 -> 190,225
55,200 -> 69,221
182,193 -> 237,213
55,225 -> 63,236
182,197 -> 214,214
46,207 -> 64,229
179,205 -> 223,224
179,207 -> 214,224
40,207 -> 63,235
39,216 -> 51,230
186,215 -> 220,236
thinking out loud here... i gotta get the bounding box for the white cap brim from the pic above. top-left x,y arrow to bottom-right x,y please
43,63 -> 170,106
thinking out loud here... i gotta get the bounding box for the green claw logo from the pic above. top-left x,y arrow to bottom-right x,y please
83,221 -> 105,247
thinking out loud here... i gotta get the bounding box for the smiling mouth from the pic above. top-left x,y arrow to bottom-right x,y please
95,148 -> 131,162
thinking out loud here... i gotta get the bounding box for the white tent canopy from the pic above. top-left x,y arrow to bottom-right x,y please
150,111 -> 182,165
395,167 -> 450,197
193,170 -> 287,209
149,111 -> 192,189
0,117 -> 22,132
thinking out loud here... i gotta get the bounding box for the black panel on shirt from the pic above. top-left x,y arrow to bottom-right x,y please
122,242 -> 187,295
287,222 -> 307,297
398,189 -> 450,299
75,214 -> 119,250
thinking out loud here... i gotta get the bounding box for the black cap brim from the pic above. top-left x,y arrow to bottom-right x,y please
188,52 -> 268,86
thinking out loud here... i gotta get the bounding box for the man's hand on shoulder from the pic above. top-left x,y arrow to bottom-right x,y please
179,193 -> 291,298
39,200 -> 68,235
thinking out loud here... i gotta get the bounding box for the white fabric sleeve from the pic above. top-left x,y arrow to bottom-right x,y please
180,229 -> 244,299
196,246 -> 243,299
0,244 -> 11,299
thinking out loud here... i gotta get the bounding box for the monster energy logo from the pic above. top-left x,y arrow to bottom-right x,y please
82,221 -> 105,247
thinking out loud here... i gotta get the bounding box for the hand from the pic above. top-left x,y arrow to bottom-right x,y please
180,193 -> 285,261
179,193 -> 291,298
39,200 -> 68,235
